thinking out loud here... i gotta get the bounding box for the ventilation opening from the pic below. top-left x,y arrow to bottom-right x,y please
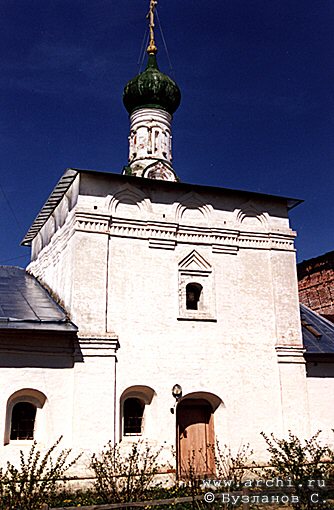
186,283 -> 203,310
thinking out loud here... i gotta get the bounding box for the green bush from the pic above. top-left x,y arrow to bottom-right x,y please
1,432 -> 333,509
90,440 -> 164,504
213,441 -> 255,489
261,430 -> 334,510
0,437 -> 81,510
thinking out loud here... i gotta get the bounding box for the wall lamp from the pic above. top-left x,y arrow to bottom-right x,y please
172,384 -> 182,400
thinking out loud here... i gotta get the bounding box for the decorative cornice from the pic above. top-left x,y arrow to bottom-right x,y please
78,333 -> 119,340
72,212 -> 296,253
275,345 -> 306,364
78,334 -> 119,358
149,238 -> 176,250
75,212 -> 109,233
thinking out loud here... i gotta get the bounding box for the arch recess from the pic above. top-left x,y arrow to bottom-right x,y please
120,385 -> 155,405
120,386 -> 156,439
108,184 -> 152,217
175,192 -> 212,224
4,389 -> 47,445
179,391 -> 223,412
235,201 -> 269,229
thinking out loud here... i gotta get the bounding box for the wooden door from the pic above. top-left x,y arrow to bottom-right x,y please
177,399 -> 215,477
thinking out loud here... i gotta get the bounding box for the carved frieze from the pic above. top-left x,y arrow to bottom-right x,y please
73,210 -> 295,253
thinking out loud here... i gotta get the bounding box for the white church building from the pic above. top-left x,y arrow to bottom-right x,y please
0,3 -> 333,477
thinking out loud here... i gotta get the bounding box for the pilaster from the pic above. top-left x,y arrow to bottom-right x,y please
276,345 -> 310,437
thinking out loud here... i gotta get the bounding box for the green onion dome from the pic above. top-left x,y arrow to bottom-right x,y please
123,53 -> 181,116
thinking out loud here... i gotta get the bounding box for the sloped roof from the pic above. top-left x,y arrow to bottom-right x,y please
0,266 -> 77,332
301,303 -> 334,356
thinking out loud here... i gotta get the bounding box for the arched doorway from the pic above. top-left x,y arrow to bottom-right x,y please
177,398 -> 215,477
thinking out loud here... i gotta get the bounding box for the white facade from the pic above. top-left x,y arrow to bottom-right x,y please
306,363 -> 334,444
0,168 -> 317,474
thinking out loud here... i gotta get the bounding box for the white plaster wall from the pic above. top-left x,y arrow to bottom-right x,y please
29,215 -> 76,314
270,250 -> 303,346
106,235 -> 301,461
24,173 -> 307,468
70,231 -> 109,334
0,366 -> 74,468
0,340 -> 118,474
72,355 -> 117,455
306,362 -> 334,446
269,250 -> 310,438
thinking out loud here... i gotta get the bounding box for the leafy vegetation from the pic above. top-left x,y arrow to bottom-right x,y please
0,437 -> 81,510
1,432 -> 334,509
90,440 -> 165,504
261,430 -> 334,510
213,441 -> 255,489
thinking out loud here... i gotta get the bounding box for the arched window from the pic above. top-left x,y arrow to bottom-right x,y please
4,389 -> 47,445
120,386 -> 155,440
123,398 -> 144,435
10,402 -> 36,440
186,283 -> 203,310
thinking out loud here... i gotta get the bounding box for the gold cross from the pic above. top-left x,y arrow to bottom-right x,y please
147,0 -> 158,54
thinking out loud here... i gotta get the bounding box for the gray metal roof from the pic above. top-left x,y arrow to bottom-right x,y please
301,303 -> 334,356
0,266 -> 77,332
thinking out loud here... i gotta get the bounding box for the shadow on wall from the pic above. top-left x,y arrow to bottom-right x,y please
306,362 -> 334,378
0,331 -> 83,368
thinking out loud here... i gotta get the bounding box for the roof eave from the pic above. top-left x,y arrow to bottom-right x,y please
21,168 -> 79,246
0,319 -> 78,332
304,352 -> 334,362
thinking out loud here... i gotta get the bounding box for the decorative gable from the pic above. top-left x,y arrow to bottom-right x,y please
178,250 -> 212,272
178,250 -> 216,321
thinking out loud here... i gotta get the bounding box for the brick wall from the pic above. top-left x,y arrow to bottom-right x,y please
298,251 -> 334,322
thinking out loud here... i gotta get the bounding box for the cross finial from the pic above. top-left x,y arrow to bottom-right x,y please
147,0 -> 158,54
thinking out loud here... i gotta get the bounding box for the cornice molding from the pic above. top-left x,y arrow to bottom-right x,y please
75,212 -> 110,233
78,334 -> 120,358
275,345 -> 306,364
72,212 -> 296,253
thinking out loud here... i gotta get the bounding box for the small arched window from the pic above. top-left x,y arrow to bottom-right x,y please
186,283 -> 203,310
5,389 -> 47,445
123,398 -> 144,435
10,402 -> 37,440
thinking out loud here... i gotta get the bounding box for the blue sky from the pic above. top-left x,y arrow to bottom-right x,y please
0,0 -> 333,266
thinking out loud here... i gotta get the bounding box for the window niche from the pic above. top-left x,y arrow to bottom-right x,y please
186,283 -> 203,310
120,385 -> 155,440
178,250 -> 216,321
123,398 -> 144,435
4,389 -> 47,445
10,402 -> 36,440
